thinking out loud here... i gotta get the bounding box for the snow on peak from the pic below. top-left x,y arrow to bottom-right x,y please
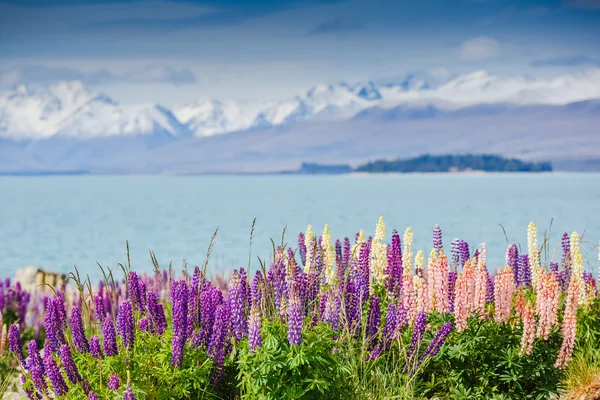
0,80 -> 188,140
2,69 -> 600,140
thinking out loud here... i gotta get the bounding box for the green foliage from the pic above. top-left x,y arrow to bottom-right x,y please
355,154 -> 552,173
237,320 -> 353,399
417,316 -> 563,400
44,328 -> 217,400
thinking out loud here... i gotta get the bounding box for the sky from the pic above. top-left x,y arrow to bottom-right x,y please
0,0 -> 599,104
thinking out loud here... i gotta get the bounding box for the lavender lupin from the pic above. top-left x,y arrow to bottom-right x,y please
518,255 -> 531,288
433,224 -> 443,255
383,300 -> 397,348
287,282 -> 303,345
459,240 -> 470,268
44,351 -> 68,396
59,344 -> 82,384
27,340 -> 44,375
450,238 -> 461,269
124,386 -> 136,400
94,294 -> 106,322
342,237 -> 351,273
416,321 -> 453,370
108,374 -> 121,390
8,324 -> 26,368
90,335 -> 104,359
298,232 -> 307,266
103,317 -> 118,356
366,296 -> 381,347
70,306 -> 90,353
229,270 -> 247,341
117,300 -> 135,350
407,312 -> 427,361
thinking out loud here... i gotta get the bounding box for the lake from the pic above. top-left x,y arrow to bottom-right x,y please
1,173 -> 599,282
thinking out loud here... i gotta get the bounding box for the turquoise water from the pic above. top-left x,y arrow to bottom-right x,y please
1,174 -> 599,282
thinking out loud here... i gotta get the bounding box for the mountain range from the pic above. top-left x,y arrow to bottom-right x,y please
1,68 -> 600,173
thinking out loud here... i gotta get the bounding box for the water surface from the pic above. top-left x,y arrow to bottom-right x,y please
1,173 -> 599,281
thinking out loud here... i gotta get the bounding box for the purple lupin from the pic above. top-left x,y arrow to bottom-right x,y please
44,350 -> 68,396
407,312 -> 427,361
518,255 -> 531,288
382,300 -> 397,349
342,237 -> 351,274
108,374 -> 121,390
90,335 -> 104,359
8,324 -> 26,368
229,270 -> 247,341
433,224 -> 443,255
70,306 -> 90,353
366,296 -> 381,347
59,344 -> 82,384
287,281 -> 303,345
298,232 -> 307,266
94,294 -> 106,323
248,301 -> 262,353
415,321 -> 453,370
102,316 -> 118,356
117,300 -> 135,350
458,240 -> 470,268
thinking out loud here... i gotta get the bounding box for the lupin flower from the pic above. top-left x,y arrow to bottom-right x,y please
402,228 -> 414,275
448,271 -> 457,313
70,306 -> 90,353
30,361 -> 48,396
366,296 -> 381,347
103,316 -> 118,356
458,240 -> 470,268
415,250 -> 425,278
124,385 -> 136,400
419,321 -> 453,363
382,300 -> 397,348
519,301 -> 536,355
385,229 -> 402,295
8,324 -> 26,368
322,224 -> 338,286
44,350 -> 68,396
433,224 -> 443,255
304,225 -> 316,273
59,344 -> 82,384
518,255 -> 531,288
555,278 -> 580,369
298,232 -> 307,266
527,222 -> 541,285
88,392 -> 99,400
117,300 -> 135,350
94,294 -> 106,322
208,300 -> 231,384
108,373 -> 121,390
342,237 -> 351,274
248,302 -> 262,352
494,267 -> 515,323
570,232 -> 587,305
171,335 -> 185,368
407,312 -> 427,361
450,238 -> 460,269
27,340 -> 44,375
229,270 -> 247,341
90,335 -> 104,359
139,317 -> 149,332
287,281 -> 303,345
370,217 -> 387,290
535,271 -> 561,340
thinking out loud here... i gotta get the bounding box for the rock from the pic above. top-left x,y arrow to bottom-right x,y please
13,266 -> 66,293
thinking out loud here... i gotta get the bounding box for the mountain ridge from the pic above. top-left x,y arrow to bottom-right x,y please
2,68 -> 600,140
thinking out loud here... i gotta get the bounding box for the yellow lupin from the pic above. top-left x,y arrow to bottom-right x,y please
370,216 -> 387,290
322,224 -> 337,285
304,225 -> 315,274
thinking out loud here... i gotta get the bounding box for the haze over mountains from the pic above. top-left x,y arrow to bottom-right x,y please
1,69 -> 600,174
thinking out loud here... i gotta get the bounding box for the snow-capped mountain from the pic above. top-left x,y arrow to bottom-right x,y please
2,68 -> 600,140
0,81 -> 190,140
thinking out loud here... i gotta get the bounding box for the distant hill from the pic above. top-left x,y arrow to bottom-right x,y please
355,154 -> 552,173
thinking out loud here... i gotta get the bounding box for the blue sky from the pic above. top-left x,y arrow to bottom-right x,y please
0,0 -> 599,103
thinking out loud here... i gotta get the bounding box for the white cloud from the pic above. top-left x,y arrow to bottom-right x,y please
458,36 -> 504,61
0,65 -> 197,88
